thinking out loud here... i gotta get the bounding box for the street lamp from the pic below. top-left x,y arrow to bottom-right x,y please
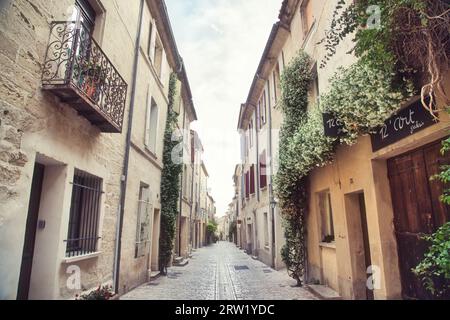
270,199 -> 277,209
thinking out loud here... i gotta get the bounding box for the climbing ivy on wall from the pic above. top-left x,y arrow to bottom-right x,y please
159,73 -> 183,274
321,61 -> 414,145
275,51 -> 335,286
318,0 -> 450,117
275,53 -> 414,285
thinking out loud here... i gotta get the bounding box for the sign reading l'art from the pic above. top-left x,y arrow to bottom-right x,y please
370,98 -> 438,152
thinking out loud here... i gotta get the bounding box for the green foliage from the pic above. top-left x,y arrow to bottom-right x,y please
158,73 -> 183,274
75,285 -> 115,300
321,61 -> 414,145
228,220 -> 237,240
280,179 -> 308,286
319,0 -> 430,70
412,222 -> 450,297
275,50 -> 413,286
414,110 -> 450,297
206,221 -> 218,234
276,51 -> 331,285
432,136 -> 450,205
276,105 -> 335,204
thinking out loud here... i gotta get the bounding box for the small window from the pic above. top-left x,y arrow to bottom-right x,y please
135,184 -> 152,258
154,35 -> 163,78
66,169 -> 102,257
263,212 -> 269,247
273,63 -> 281,104
308,63 -> 320,106
318,190 -> 335,243
245,171 -> 250,199
259,89 -> 267,127
74,0 -> 96,33
147,21 -> 154,58
248,120 -> 253,147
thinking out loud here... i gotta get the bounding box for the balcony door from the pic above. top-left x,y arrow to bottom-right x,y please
74,0 -> 96,33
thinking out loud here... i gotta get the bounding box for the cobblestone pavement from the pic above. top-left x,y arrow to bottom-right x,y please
120,241 -> 318,300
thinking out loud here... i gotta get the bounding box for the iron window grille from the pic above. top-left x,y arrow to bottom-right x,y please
65,169 -> 103,257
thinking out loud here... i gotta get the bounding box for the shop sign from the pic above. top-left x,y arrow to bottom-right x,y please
371,99 -> 437,152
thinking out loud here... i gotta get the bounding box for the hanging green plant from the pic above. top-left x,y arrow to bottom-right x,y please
321,61 -> 415,145
275,51 -> 335,286
318,0 -> 450,118
159,73 -> 183,274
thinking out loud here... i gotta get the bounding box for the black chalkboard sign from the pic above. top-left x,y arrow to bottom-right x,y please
323,112 -> 344,137
370,99 -> 438,152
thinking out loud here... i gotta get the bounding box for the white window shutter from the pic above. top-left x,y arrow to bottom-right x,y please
149,20 -> 156,62
161,49 -> 167,83
278,52 -> 284,75
144,88 -> 151,147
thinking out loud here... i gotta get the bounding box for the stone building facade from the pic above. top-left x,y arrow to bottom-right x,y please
235,0 -> 450,299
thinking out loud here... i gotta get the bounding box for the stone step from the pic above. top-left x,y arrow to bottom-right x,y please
173,257 -> 189,267
307,284 -> 341,300
150,271 -> 161,280
173,256 -> 184,263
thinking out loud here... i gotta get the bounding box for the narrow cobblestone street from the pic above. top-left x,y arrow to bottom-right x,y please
121,241 -> 317,300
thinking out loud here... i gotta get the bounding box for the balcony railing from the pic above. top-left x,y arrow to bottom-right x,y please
41,21 -> 127,133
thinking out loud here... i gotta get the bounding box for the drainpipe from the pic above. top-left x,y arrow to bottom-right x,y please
254,107 -> 260,203
267,79 -> 276,269
178,104 -> 186,257
113,0 -> 144,294
189,139 -> 195,252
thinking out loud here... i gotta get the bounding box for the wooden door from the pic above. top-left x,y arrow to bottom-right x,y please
388,140 -> 449,299
17,163 -> 45,300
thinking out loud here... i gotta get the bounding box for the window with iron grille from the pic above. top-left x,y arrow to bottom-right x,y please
135,184 -> 152,258
66,169 -> 102,257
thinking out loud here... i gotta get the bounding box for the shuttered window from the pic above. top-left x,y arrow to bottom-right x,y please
259,150 -> 267,189
245,171 -> 250,198
250,165 -> 255,195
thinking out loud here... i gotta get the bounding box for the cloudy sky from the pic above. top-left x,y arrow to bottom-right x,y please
165,0 -> 281,216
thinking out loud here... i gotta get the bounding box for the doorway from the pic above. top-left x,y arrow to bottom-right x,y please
151,208 -> 160,271
344,191 -> 373,300
246,224 -> 253,254
17,163 -> 45,300
387,140 -> 450,299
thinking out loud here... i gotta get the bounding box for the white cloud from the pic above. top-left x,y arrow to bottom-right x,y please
166,0 -> 282,216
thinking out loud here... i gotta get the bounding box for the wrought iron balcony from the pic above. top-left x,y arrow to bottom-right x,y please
41,21 -> 127,133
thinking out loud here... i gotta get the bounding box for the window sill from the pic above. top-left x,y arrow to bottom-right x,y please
144,146 -> 158,160
319,242 -> 336,249
264,245 -> 270,251
62,251 -> 101,264
302,20 -> 316,49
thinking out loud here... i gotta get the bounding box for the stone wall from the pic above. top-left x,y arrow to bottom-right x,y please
0,0 -> 137,299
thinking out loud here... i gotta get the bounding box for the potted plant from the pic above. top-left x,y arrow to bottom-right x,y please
72,59 -> 106,101
75,284 -> 116,300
